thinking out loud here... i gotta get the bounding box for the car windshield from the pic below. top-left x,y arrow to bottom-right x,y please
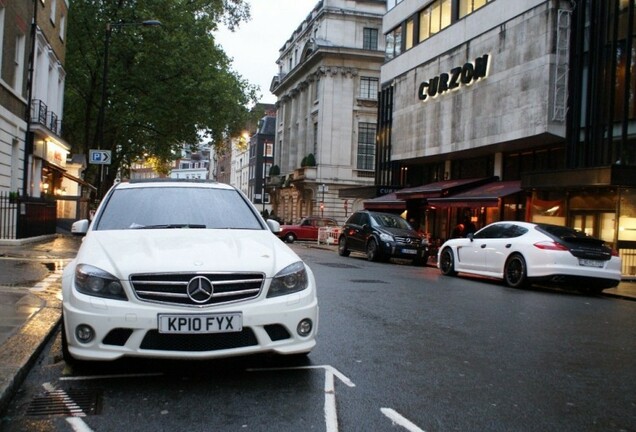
94,186 -> 264,231
370,214 -> 412,230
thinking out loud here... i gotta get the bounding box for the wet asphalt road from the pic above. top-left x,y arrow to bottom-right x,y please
1,242 -> 635,431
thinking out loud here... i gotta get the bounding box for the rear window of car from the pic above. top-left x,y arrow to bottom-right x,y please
537,224 -> 588,239
95,187 -> 264,230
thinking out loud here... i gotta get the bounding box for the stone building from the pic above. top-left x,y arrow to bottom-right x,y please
269,0 -> 386,224
375,0 -> 636,276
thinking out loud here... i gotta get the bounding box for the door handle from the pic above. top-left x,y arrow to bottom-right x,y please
506,244 -> 511,248
481,244 -> 486,248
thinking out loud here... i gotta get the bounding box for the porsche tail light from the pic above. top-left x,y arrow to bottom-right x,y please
533,241 -> 569,251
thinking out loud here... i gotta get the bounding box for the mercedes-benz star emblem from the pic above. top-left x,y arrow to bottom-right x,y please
186,276 -> 214,303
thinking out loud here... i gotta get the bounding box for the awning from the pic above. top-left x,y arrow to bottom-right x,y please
427,180 -> 522,208
363,192 -> 406,211
395,177 -> 498,200
61,171 -> 97,190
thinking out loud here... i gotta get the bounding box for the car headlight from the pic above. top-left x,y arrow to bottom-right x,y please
379,233 -> 394,242
267,261 -> 309,298
74,264 -> 127,300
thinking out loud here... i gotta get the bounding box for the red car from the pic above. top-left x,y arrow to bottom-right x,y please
277,216 -> 338,243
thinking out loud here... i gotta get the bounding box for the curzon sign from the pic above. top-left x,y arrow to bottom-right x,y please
418,54 -> 490,101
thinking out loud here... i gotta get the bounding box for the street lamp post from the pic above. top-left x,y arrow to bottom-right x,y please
96,19 -> 161,196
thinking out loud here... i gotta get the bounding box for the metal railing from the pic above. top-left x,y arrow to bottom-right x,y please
0,192 -> 57,239
0,191 -> 18,239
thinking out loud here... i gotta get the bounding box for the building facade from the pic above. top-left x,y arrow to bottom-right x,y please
248,114 -> 275,216
0,1 -> 33,197
376,0 -> 636,276
270,0 -> 386,224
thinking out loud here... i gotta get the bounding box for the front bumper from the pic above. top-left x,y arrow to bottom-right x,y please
63,281 -> 318,361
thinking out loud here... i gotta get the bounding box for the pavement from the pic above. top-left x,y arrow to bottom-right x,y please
0,237 -> 635,417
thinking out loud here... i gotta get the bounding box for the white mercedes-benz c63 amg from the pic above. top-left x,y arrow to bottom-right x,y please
62,179 -> 318,365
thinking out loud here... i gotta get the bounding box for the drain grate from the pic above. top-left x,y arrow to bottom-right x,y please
316,262 -> 361,269
26,389 -> 102,417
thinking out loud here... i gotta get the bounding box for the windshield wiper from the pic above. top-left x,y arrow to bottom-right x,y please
132,224 -> 206,229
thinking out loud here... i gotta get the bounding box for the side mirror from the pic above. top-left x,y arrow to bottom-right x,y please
467,233 -> 474,241
71,219 -> 90,236
267,219 -> 281,233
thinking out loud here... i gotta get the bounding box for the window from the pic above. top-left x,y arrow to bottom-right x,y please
405,18 -> 414,50
385,26 -> 402,60
263,162 -> 272,178
359,77 -> 379,99
313,123 -> 318,157
357,123 -> 376,171
313,78 -> 320,101
14,33 -> 26,91
363,28 -> 378,50
459,0 -> 490,19
419,8 -> 431,42
59,14 -> 66,40
264,141 -> 273,157
50,0 -> 57,24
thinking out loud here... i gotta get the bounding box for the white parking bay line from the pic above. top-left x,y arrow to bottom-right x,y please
248,364 -> 355,432
381,408 -> 426,432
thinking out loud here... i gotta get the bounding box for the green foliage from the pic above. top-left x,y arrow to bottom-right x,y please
63,0 -> 257,188
301,157 -> 307,167
269,165 -> 280,176
305,153 -> 316,167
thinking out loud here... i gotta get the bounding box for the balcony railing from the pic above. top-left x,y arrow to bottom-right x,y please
30,99 -> 62,135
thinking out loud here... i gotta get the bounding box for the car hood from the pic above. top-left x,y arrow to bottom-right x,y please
74,229 -> 301,279
377,227 -> 419,238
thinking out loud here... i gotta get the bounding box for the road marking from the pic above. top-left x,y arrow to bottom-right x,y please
248,364 -> 355,432
381,408 -> 426,432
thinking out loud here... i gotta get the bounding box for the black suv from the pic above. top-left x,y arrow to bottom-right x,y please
338,210 -> 428,265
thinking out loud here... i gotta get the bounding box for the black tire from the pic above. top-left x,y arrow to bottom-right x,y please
338,236 -> 350,257
366,239 -> 381,262
413,253 -> 429,266
439,247 -> 457,276
504,254 -> 528,288
284,233 -> 296,243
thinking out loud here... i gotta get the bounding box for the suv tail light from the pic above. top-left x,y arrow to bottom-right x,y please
533,241 -> 569,251
611,248 -> 620,257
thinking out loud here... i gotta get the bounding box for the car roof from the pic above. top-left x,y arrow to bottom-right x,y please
114,179 -> 235,191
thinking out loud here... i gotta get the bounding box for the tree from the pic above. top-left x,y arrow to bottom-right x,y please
63,0 -> 258,194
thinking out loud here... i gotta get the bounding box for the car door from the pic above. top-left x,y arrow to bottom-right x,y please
457,224 -> 504,273
297,218 -> 314,240
483,224 -> 528,274
347,213 -> 369,252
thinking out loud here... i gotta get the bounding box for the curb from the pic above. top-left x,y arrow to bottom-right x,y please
0,297 -> 62,415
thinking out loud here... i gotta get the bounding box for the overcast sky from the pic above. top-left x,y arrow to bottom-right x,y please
215,0 -> 318,105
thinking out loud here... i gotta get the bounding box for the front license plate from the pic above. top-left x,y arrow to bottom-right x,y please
579,259 -> 604,268
158,313 -> 242,334
402,249 -> 417,255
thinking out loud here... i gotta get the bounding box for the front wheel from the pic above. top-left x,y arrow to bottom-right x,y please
504,254 -> 528,288
284,233 -> 296,243
338,236 -> 350,257
439,248 -> 457,276
366,239 -> 381,262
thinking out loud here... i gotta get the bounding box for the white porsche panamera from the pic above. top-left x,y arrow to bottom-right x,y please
62,179 -> 318,365
437,221 -> 621,292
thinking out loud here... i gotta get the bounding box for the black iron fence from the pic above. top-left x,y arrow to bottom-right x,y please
0,192 -> 57,239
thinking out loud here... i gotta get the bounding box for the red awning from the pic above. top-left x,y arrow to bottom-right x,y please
427,180 -> 522,208
363,192 -> 406,211
395,177 -> 497,200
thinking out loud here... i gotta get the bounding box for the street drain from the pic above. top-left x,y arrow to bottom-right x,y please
26,389 -> 102,417
316,262 -> 361,269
